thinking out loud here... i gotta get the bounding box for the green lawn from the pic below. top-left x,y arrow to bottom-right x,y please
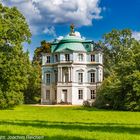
0,105 -> 140,140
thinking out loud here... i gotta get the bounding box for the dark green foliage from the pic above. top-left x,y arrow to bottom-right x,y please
83,100 -> 92,107
0,88 -> 24,109
96,29 -> 140,111
96,74 -> 124,110
24,40 -> 51,104
0,4 -> 31,46
33,40 -> 51,64
0,4 -> 31,109
24,62 -> 41,104
0,90 -> 7,109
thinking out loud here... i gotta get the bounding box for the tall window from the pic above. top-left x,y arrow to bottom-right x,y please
64,72 -> 68,82
78,90 -> 83,99
78,73 -> 83,83
46,73 -> 50,84
90,72 -> 95,83
91,90 -> 95,99
55,90 -> 57,100
65,54 -> 70,61
46,56 -> 50,63
55,73 -> 58,83
55,54 -> 58,62
46,90 -> 50,100
91,54 -> 95,62
78,54 -> 83,61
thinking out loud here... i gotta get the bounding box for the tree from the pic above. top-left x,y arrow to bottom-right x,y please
33,40 -> 51,65
24,40 -> 51,104
24,60 -> 41,104
0,4 -> 31,108
96,29 -> 140,111
100,29 -> 134,77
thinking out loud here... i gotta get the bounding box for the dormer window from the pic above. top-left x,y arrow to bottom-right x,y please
91,54 -> 95,62
65,54 -> 70,61
78,54 -> 83,61
46,56 -> 50,63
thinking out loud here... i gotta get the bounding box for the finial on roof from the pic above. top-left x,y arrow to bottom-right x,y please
69,24 -> 75,36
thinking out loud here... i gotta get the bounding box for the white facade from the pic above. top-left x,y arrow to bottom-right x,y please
41,31 -> 103,105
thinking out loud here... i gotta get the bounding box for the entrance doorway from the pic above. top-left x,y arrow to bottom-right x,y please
61,90 -> 67,103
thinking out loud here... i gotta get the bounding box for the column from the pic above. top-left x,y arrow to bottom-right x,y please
41,84 -> 46,104
60,67 -> 62,82
68,67 -> 71,82
70,67 -> 71,82
58,67 -> 60,82
71,67 -> 73,82
96,66 -> 99,82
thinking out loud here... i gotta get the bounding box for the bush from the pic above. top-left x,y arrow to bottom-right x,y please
0,90 -> 23,109
95,75 -> 124,110
0,90 -> 7,109
95,72 -> 140,111
83,100 -> 95,107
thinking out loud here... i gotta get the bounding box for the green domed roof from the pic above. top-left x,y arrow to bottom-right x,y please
55,42 -> 86,52
54,35 -> 87,52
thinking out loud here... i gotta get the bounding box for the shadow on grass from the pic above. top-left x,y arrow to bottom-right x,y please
73,107 -> 105,111
0,120 -> 140,135
0,131 -> 94,140
45,135 -> 95,140
73,107 -> 124,112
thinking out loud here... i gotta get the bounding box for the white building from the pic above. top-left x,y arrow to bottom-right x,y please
41,25 -> 103,105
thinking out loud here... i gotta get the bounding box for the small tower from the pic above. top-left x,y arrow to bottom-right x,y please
69,24 -> 76,36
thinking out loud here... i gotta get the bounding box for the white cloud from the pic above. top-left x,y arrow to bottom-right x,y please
75,31 -> 86,40
75,31 -> 81,38
2,0 -> 103,35
56,31 -> 85,41
57,36 -> 64,41
43,26 -> 56,36
132,31 -> 140,41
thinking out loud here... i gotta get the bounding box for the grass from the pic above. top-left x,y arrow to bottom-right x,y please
0,105 -> 140,140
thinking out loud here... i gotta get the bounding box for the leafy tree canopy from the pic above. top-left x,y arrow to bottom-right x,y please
96,29 -> 140,111
33,40 -> 51,65
0,4 -> 31,109
24,40 -> 51,104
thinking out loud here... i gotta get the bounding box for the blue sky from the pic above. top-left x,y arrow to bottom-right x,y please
1,0 -> 140,59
